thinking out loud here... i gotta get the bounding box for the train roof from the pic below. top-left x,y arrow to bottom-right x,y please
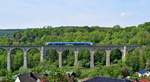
46,42 -> 93,43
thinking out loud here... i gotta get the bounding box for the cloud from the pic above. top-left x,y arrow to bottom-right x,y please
120,12 -> 126,17
120,12 -> 133,17
120,12 -> 128,17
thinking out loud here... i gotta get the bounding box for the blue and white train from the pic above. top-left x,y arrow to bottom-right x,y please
45,42 -> 93,46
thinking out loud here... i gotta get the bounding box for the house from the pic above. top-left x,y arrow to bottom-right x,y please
83,77 -> 131,82
138,79 -> 150,82
66,71 -> 76,77
137,70 -> 150,77
132,79 -> 150,82
137,70 -> 146,77
15,72 -> 41,82
144,71 -> 150,77
63,71 -> 76,82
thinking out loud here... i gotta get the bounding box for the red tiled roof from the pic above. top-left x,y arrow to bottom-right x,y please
139,79 -> 150,82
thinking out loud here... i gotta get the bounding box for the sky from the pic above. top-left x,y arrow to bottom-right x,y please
0,0 -> 150,29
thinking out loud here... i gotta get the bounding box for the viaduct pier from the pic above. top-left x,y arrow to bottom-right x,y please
0,45 -> 140,71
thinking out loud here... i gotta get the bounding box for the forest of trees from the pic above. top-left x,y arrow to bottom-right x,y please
0,22 -> 150,81
1,22 -> 150,46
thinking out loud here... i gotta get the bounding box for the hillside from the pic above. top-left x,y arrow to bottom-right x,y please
0,22 -> 150,81
0,29 -> 23,38
2,22 -> 149,46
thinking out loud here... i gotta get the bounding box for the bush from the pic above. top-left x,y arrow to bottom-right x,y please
0,69 -> 7,76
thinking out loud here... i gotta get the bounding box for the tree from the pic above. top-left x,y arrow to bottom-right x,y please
110,49 -> 122,64
126,48 -> 145,71
0,49 -> 7,69
27,49 -> 40,68
13,32 -> 22,45
94,51 -> 106,66
11,49 -> 23,71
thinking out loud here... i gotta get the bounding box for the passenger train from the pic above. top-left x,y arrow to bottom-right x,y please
46,42 -> 93,46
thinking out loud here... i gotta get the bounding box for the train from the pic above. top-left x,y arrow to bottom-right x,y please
45,42 -> 93,46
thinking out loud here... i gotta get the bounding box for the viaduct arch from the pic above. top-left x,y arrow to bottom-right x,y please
0,45 -> 139,71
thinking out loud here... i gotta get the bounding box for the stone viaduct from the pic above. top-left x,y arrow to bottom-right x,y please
0,45 -> 140,71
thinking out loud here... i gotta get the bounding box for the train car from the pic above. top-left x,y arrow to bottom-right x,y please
45,42 -> 93,46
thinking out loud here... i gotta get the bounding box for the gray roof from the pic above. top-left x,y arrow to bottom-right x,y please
84,77 -> 131,82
